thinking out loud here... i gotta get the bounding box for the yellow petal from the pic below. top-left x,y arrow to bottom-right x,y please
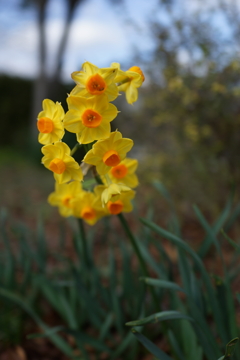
96,161 -> 109,175
100,67 -> 117,83
42,99 -> 56,118
53,102 -> 65,121
125,85 -> 138,105
83,149 -> 101,165
54,171 -> 71,184
59,206 -> 73,217
77,128 -> 95,144
115,138 -> 134,156
102,103 -> 118,122
122,173 -> 139,188
123,158 -> 138,173
105,83 -> 119,101
83,61 -> 99,75
71,71 -> 88,86
64,110 -> 84,133
67,95 -> 88,111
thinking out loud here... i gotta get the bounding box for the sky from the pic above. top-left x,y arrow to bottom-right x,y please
0,0 -> 237,81
0,0 -> 158,81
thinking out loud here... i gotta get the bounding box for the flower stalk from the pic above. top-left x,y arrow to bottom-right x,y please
118,213 -> 160,310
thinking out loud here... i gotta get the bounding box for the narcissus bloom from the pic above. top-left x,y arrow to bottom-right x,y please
48,181 -> 83,217
111,63 -> 145,104
64,95 -> 118,144
70,62 -> 119,101
37,99 -> 65,144
41,142 -> 83,184
100,183 -> 132,204
83,131 -> 133,175
106,158 -> 139,188
72,191 -> 106,225
94,185 -> 135,215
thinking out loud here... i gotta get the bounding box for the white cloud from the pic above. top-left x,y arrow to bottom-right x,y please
0,19 -> 38,78
0,0 -> 156,79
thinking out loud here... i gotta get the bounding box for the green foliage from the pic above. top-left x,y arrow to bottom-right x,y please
125,182 -> 240,360
218,338 -> 239,360
1,182 -> 240,358
0,209 -> 41,347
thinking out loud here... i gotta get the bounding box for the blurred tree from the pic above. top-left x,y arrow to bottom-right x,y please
20,0 -> 86,139
117,0 -> 240,209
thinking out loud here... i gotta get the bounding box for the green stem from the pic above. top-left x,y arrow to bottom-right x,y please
117,77 -> 131,86
105,173 -> 112,186
70,143 -> 81,156
92,166 -> 103,185
118,213 -> 160,310
118,213 -> 148,275
77,218 -> 91,269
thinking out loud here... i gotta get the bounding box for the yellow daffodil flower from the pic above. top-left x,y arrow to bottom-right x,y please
37,99 -> 65,145
104,158 -> 139,188
94,185 -> 135,215
64,95 -> 118,144
70,61 -> 119,102
83,131 -> 133,175
41,141 -> 83,184
48,181 -> 83,217
72,191 -> 106,225
101,183 -> 132,204
111,62 -> 145,104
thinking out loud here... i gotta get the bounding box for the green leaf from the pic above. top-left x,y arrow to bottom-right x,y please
217,338 -> 239,359
225,202 -> 240,231
109,249 -> 124,334
99,313 -> 114,341
109,331 -> 134,360
153,181 -> 181,236
140,277 -> 185,293
139,242 -> 168,279
131,329 -> 174,360
27,326 -> 65,339
64,329 -> 111,353
221,229 -> 240,251
35,219 -> 47,272
0,288 -> 74,357
198,197 -> 232,257
193,205 -> 221,254
126,310 -> 193,327
167,330 -> 185,360
82,178 -> 97,189
140,218 -> 228,344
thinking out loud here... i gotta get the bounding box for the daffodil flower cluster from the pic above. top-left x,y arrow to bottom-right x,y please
37,61 -> 144,225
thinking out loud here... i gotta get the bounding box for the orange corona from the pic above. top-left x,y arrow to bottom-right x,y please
110,164 -> 128,179
37,117 -> 54,133
49,158 -> 66,174
103,150 -> 120,167
128,66 -> 145,82
82,109 -> 102,128
107,200 -> 124,215
86,74 -> 106,95
81,206 -> 96,220
62,196 -> 72,208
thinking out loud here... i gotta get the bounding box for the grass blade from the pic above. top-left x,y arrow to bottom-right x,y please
218,338 -> 239,360
125,310 -> 193,327
198,197 -> 231,257
131,328 -> 174,360
140,278 -> 185,293
27,326 -> 65,339
0,288 -> 74,357
140,218 -> 228,344
221,229 -> 240,251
